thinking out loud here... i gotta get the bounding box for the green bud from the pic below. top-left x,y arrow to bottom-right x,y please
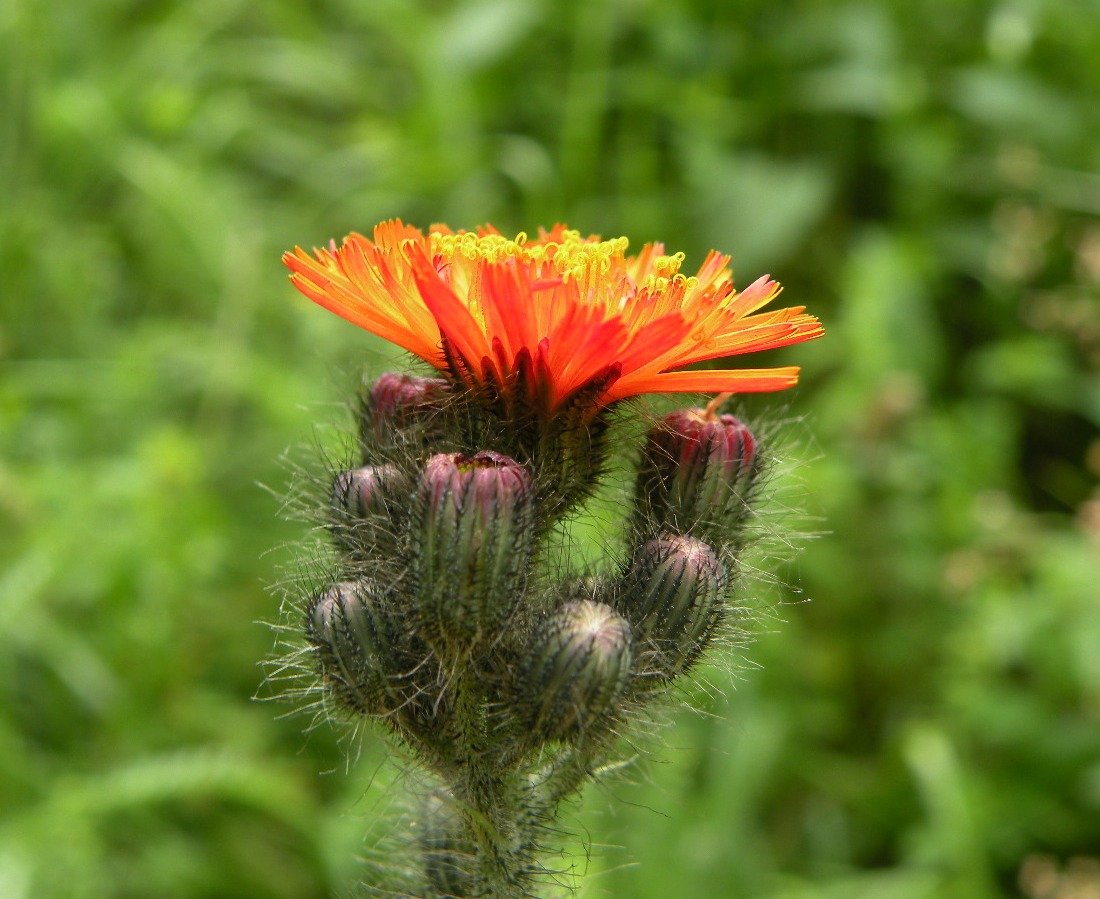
521,600 -> 633,743
619,534 -> 725,676
635,409 -> 761,544
329,463 -> 410,559
331,463 -> 406,518
411,451 -> 534,646
306,581 -> 393,716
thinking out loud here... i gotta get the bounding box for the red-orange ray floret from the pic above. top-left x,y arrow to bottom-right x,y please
283,221 -> 824,416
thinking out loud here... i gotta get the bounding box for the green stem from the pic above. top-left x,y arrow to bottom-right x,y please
454,772 -> 535,898
421,662 -> 540,898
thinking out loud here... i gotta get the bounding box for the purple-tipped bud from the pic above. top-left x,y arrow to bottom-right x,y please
329,464 -> 410,558
412,451 -> 533,644
636,409 -> 760,542
360,371 -> 449,448
331,463 -> 408,518
306,581 -> 393,715
619,534 -> 725,675
521,600 -> 633,742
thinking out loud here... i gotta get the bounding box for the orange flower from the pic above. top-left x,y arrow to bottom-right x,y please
284,221 -> 823,418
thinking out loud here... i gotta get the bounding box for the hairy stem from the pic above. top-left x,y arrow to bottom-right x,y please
422,664 -> 540,898
453,772 -> 536,898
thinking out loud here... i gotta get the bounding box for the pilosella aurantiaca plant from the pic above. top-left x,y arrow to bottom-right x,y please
276,222 -> 823,898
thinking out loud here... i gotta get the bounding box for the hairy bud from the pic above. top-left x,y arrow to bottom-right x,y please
306,581 -> 393,715
411,451 -> 533,645
332,463 -> 406,518
329,464 -> 409,558
619,534 -> 725,677
520,600 -> 633,743
359,371 -> 450,452
635,409 -> 760,544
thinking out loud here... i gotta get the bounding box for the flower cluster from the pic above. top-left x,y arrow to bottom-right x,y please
279,222 -> 823,898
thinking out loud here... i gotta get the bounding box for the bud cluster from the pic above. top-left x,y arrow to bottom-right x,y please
293,372 -> 767,897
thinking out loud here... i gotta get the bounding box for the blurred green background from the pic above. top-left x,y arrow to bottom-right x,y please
3,0 -> 1099,896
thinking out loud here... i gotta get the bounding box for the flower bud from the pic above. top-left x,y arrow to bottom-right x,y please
331,463 -> 407,518
329,463 -> 410,558
635,409 -> 760,543
619,534 -> 725,675
359,371 -> 449,450
520,600 -> 633,743
306,581 -> 393,715
411,451 -> 533,645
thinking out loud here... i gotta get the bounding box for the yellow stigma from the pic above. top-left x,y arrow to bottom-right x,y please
639,271 -> 698,296
652,252 -> 686,277
429,229 -> 632,282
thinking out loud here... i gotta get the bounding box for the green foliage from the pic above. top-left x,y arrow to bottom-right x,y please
2,0 -> 1098,896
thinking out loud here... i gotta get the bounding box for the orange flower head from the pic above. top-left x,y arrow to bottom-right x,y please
283,221 -> 823,419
